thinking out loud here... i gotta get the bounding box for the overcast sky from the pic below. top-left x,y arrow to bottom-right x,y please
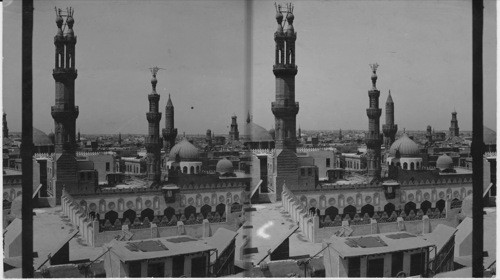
2,0 -> 497,135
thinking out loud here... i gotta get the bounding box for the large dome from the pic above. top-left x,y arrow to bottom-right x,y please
169,139 -> 200,161
216,158 -> 234,175
436,154 -> 454,170
33,128 -> 54,146
241,121 -> 273,142
389,133 -> 420,157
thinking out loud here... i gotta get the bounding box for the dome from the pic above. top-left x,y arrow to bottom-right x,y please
216,158 -> 234,175
33,128 -> 54,146
169,139 -> 200,161
389,133 -> 420,157
242,121 -> 273,142
436,154 -> 454,170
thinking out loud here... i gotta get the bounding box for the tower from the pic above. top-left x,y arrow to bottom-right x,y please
118,132 -> 122,146
426,125 -> 433,143
449,110 -> 459,138
229,115 -> 239,141
382,90 -> 398,149
298,126 -> 301,139
162,94 -> 177,152
271,3 -> 299,152
77,129 -> 81,142
206,129 -> 212,146
338,129 -> 342,141
3,112 -> 8,138
145,67 -> 163,184
365,63 -> 382,181
50,8 -> 79,203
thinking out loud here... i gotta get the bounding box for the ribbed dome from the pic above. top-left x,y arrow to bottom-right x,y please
216,158 -> 234,175
242,121 -> 273,142
33,128 -> 54,146
436,154 -> 454,170
389,133 -> 420,157
169,139 -> 200,161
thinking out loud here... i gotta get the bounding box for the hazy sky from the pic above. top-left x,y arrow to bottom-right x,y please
3,0 -> 497,135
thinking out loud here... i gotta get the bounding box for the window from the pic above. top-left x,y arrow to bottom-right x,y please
347,257 -> 361,277
128,261 -> 142,277
172,256 -> 185,277
326,158 -> 331,167
367,258 -> 384,277
410,252 -> 425,276
391,252 -> 404,277
147,262 -> 165,277
106,162 -> 110,171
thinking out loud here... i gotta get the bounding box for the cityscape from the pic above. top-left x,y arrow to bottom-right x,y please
2,0 -> 497,278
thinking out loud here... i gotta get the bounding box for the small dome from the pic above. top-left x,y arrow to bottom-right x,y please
436,154 -> 454,170
169,139 -> 200,161
216,158 -> 234,175
389,133 -> 420,157
33,128 -> 54,146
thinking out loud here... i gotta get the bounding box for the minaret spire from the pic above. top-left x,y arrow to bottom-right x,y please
382,89 -> 398,151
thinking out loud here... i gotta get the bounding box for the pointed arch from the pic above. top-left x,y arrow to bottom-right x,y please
361,204 -> 375,218
123,209 -> 136,223
325,206 -> 339,221
164,207 -> 175,220
105,210 -> 119,224
384,203 -> 396,216
201,204 -> 212,219
404,201 -> 417,215
141,208 -> 154,221
420,200 -> 432,214
343,205 -> 357,219
184,205 -> 196,220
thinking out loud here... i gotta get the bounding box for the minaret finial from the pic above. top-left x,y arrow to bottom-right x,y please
149,66 -> 164,93
369,63 -> 379,89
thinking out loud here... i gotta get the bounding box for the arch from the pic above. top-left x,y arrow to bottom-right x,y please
319,195 -> 326,208
420,200 -> 432,214
360,204 -> 375,218
216,203 -> 226,217
164,207 -> 175,220
226,192 -> 232,204
89,203 -> 97,212
123,209 -> 136,223
356,193 -> 362,206
184,205 -> 196,220
403,162 -> 408,170
404,201 -> 417,215
190,166 -> 195,174
309,199 -> 317,208
153,197 -> 160,209
196,194 -> 202,207
141,208 -> 154,221
187,197 -> 195,206
373,193 -> 380,205
338,195 -> 345,208
145,200 -> 152,209
384,203 -> 396,216
410,162 -> 415,170
99,199 -> 106,213
136,197 -> 142,211
343,205 -> 357,219
325,206 -> 339,221
211,193 -> 217,205
201,204 -> 212,219
436,199 -> 446,213
328,197 -> 336,206
300,195 -> 307,207
108,202 -> 116,211
104,210 -> 119,224
182,166 -> 188,173
117,199 -> 124,211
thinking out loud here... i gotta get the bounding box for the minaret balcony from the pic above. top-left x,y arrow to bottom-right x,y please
148,94 -> 160,102
368,90 -> 380,98
162,128 -> 178,139
273,65 -> 298,76
51,105 -> 79,121
366,108 -> 382,119
272,102 -> 299,117
365,134 -> 383,147
382,124 -> 398,135
52,69 -> 78,80
147,112 -> 162,123
145,136 -> 163,149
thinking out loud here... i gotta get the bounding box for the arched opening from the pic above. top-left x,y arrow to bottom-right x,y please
123,209 -> 136,223
410,162 -> 415,170
201,204 -> 212,219
141,208 -> 154,221
164,207 -> 175,220
182,166 -> 188,173
184,205 -> 196,220
216,203 -> 226,217
325,206 -> 339,221
416,162 -> 420,169
403,162 -> 408,170
404,201 -> 417,215
196,166 -> 200,173
343,205 -> 357,219
360,204 -> 375,218
436,199 -> 446,213
420,200 -> 432,214
384,203 -> 396,216
104,210 -> 119,224
190,166 -> 195,174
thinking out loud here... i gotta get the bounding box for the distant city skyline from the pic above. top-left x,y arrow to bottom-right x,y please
2,0 -> 496,135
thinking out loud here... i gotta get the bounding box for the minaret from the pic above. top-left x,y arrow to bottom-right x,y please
338,129 -> 343,141
162,94 -> 177,152
229,115 -> 239,141
426,125 -> 433,143
50,8 -> 79,202
271,3 -> 299,152
3,112 -> 8,138
118,132 -> 122,146
298,126 -> 301,139
366,63 -> 382,181
449,110 -> 459,138
77,129 -> 81,142
146,67 -> 163,184
382,90 -> 398,149
206,129 -> 212,146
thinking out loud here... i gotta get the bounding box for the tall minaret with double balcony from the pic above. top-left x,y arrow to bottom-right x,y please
271,3 -> 299,153
146,67 -> 163,184
366,63 -> 382,182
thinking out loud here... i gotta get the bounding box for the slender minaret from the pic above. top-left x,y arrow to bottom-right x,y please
162,94 -> 177,152
271,3 -> 299,152
50,8 -> 79,202
146,67 -> 163,184
449,110 -> 460,138
206,129 -> 212,146
366,63 -> 382,181
229,115 -> 239,141
3,112 -> 8,138
298,126 -> 301,139
338,129 -> 343,141
382,90 -> 398,149
118,132 -> 122,146
426,125 -> 433,143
